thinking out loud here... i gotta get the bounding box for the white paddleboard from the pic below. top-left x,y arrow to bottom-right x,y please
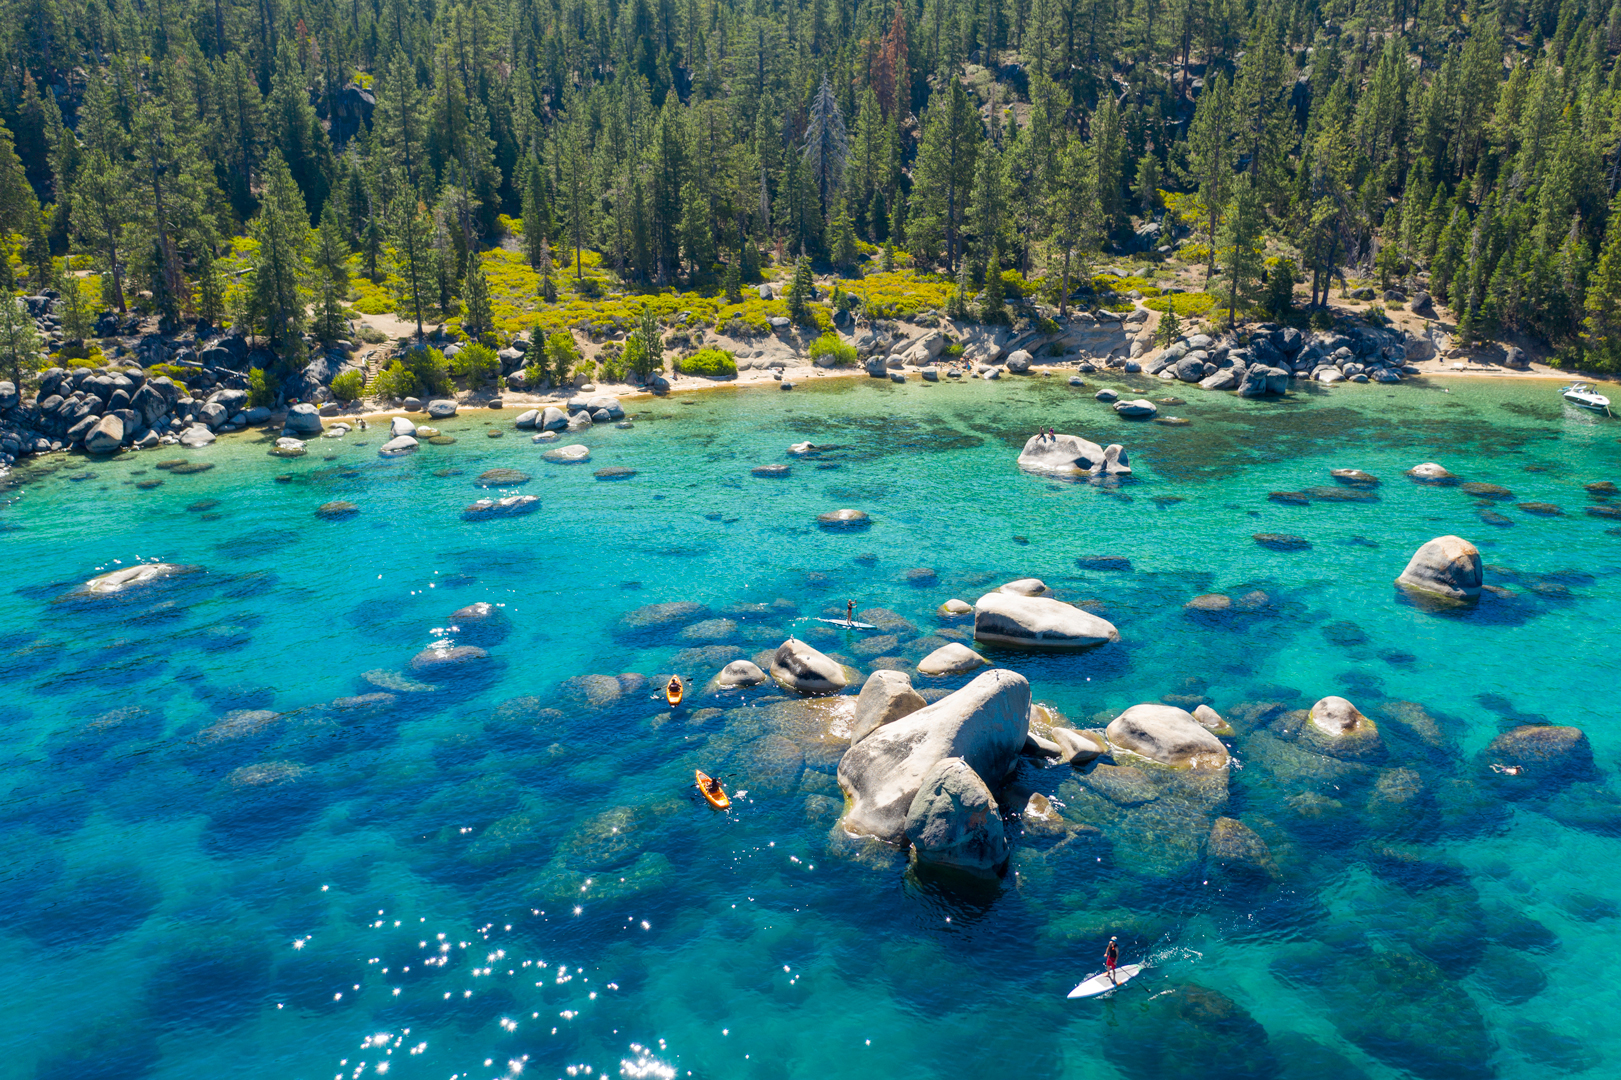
812,618 -> 878,630
1067,964 -> 1143,998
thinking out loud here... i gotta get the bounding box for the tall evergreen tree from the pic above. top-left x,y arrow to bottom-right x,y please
249,153 -> 311,357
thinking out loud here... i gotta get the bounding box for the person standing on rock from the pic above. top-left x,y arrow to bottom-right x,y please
1104,937 -> 1119,984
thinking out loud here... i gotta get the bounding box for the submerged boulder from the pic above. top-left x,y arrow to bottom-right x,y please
1106,704 -> 1230,770
850,670 -> 927,744
1484,725 -> 1595,784
1406,462 -> 1458,484
1015,433 -> 1130,476
74,562 -> 200,599
973,592 -> 1119,649
462,495 -> 540,520
1395,535 -> 1482,603
905,758 -> 1010,877
716,659 -> 767,687
1301,696 -> 1386,762
769,637 -> 849,694
838,668 -> 1031,843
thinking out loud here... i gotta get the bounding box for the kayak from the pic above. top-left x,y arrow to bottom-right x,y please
666,678 -> 684,706
695,769 -> 730,810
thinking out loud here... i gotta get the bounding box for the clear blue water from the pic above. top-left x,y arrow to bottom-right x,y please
2,371 -> 1620,1080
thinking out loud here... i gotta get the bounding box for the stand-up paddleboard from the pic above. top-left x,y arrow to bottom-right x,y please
811,618 -> 877,630
1067,964 -> 1143,998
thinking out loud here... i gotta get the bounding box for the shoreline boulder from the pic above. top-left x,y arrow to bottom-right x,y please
1105,704 -> 1230,770
838,668 -> 1031,843
905,758 -> 1010,877
1395,535 -> 1482,603
973,592 -> 1119,649
917,642 -> 988,677
769,637 -> 848,694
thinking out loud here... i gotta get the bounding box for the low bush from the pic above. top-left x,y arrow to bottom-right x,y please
248,366 -> 279,407
679,347 -> 738,376
330,370 -> 365,402
1143,292 -> 1216,318
147,362 -> 194,387
450,343 -> 501,388
807,333 -> 856,367
373,348 -> 452,399
371,359 -> 413,400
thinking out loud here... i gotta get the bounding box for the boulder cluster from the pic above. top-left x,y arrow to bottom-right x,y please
1146,323 -> 1415,396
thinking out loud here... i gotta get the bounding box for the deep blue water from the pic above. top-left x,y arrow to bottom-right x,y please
2,371 -> 1620,1080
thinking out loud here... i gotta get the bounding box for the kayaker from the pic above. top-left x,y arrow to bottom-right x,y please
1104,937 -> 1119,984
667,674 -> 682,697
706,776 -> 724,796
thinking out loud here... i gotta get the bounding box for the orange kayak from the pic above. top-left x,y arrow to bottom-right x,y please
696,769 -> 730,810
666,678 -> 684,707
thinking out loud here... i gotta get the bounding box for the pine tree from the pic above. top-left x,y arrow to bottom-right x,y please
520,155 -> 550,269
1215,174 -> 1266,329
679,181 -> 715,282
979,243 -> 1007,323
249,153 -> 311,357
554,113 -> 593,279
1185,73 -> 1234,285
391,187 -> 437,341
1582,196 -> 1621,369
785,256 -> 815,323
804,75 -> 849,210
830,201 -> 860,270
538,237 -> 558,303
723,255 -> 742,302
910,79 -> 980,271
630,304 -> 664,380
462,257 -> 494,340
312,213 -> 350,342
0,295 -> 40,384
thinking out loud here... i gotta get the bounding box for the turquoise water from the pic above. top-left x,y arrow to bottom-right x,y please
2,371 -> 1620,1080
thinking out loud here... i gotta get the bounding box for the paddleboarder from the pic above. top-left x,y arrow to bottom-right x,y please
1104,937 -> 1119,984
846,599 -> 855,627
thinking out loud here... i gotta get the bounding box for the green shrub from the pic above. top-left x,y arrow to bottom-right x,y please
330,370 -> 365,402
679,347 -> 738,377
546,331 -> 580,384
372,359 -> 413,399
407,348 -> 453,396
807,333 -> 857,367
248,366 -> 279,407
1308,308 -> 1335,331
355,324 -> 388,344
599,352 -> 627,382
451,342 -> 501,388
147,362 -> 194,387
942,342 -> 965,358
1143,292 -> 1216,318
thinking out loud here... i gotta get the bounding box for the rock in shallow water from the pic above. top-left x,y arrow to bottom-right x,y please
817,508 -> 870,530
850,670 -> 927,744
1106,704 -> 1230,769
315,501 -> 359,520
73,562 -> 201,599
715,659 -> 767,687
905,757 -> 1009,877
542,444 -> 591,463
1395,534 -> 1482,603
838,668 -> 1030,843
973,592 -> 1119,649
769,637 -> 848,694
1015,433 -> 1130,476
916,642 -> 987,677
462,495 -> 540,520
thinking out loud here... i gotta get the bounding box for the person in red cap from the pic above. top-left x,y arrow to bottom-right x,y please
1104,937 -> 1119,984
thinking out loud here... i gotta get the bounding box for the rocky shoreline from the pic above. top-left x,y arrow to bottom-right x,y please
4,293 -> 1613,474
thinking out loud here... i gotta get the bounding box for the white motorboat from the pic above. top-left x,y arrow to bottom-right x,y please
1561,383 -> 1612,415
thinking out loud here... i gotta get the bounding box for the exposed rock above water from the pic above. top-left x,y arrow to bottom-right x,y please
973,592 -> 1119,649
1105,704 -> 1230,770
850,670 -> 926,744
1395,535 -> 1482,604
1015,433 -> 1130,476
838,668 -> 1030,843
769,637 -> 849,694
905,757 -> 1010,877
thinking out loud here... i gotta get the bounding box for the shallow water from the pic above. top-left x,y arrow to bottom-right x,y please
2,371 -> 1620,1080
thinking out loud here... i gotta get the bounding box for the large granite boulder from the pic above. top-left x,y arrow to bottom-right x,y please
1106,704 -> 1230,769
1015,433 -> 1130,476
179,424 -> 216,448
389,416 -> 416,437
973,592 -> 1119,649
541,406 -> 568,430
409,643 -> 490,676
1395,535 -> 1482,603
1207,816 -> 1281,881
84,414 -> 124,454
427,399 -> 458,418
838,668 -> 1031,843
1052,727 -> 1107,765
379,435 -> 419,456
284,403 -> 323,435
542,444 -> 590,463
904,758 -> 1010,877
769,638 -> 848,694
997,578 -> 1051,597
1300,696 -> 1386,762
851,670 -> 926,744
917,642 -> 987,676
